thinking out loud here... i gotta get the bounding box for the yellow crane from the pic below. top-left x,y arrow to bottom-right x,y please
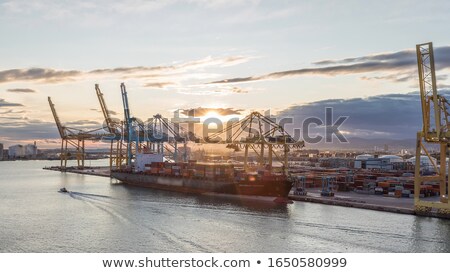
95,84 -> 127,170
48,96 -> 111,169
415,42 -> 449,215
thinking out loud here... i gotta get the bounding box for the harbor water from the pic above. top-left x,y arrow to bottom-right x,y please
0,160 -> 449,252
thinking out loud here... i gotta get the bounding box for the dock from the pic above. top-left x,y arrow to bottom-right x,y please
43,166 -> 111,178
289,190 -> 415,215
43,166 -> 449,219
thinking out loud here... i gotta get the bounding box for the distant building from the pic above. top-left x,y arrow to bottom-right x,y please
0,143 -> 3,160
354,154 -> 405,170
319,157 -> 354,168
8,145 -> 25,158
406,156 -> 437,173
25,143 -> 38,158
8,142 -> 38,159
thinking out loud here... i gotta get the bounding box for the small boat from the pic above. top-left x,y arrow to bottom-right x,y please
58,187 -> 68,193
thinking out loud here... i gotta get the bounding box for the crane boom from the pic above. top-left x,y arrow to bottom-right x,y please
120,83 -> 131,129
48,97 -> 65,138
95,84 -> 116,134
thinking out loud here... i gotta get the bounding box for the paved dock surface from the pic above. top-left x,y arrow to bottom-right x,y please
289,188 -> 447,217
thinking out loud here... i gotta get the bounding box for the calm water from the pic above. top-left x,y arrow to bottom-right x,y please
0,160 -> 449,253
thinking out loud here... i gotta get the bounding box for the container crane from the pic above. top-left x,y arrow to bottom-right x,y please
121,83 -> 156,166
48,97 -> 110,169
95,84 -> 126,169
202,111 -> 304,175
121,82 -> 138,166
120,83 -> 196,166
96,84 -> 121,135
147,113 -> 194,162
415,42 -> 449,215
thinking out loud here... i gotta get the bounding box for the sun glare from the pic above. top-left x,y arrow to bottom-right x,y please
204,111 -> 220,119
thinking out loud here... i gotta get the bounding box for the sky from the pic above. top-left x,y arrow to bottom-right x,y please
1,0 -> 450,148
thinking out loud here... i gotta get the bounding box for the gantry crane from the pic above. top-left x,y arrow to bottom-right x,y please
48,97 -> 110,169
95,84 -> 127,169
202,111 -> 304,175
120,83 -> 152,166
120,83 -> 194,166
147,113 -> 192,162
415,42 -> 450,215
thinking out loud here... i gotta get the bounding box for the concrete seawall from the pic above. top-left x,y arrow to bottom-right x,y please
289,194 -> 415,215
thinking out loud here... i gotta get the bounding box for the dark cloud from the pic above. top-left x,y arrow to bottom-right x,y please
360,74 -> 414,83
0,68 -> 81,83
90,108 -> 118,115
0,98 -> 23,107
0,119 -> 60,140
144,82 -> 175,88
0,109 -> 25,114
312,50 -> 416,66
7,88 -> 37,93
181,107 -> 243,117
277,91 -> 450,140
208,46 -> 450,84
313,46 -> 450,67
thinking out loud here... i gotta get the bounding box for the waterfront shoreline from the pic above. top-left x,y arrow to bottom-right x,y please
43,166 -> 450,219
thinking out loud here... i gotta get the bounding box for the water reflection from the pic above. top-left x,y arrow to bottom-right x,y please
0,160 -> 449,252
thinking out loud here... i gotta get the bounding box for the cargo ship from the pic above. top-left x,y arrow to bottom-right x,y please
111,154 -> 293,202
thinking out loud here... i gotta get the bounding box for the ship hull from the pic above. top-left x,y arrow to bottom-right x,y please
111,171 -> 292,199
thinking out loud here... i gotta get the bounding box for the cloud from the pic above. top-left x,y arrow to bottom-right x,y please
0,98 -> 23,107
88,56 -> 250,76
0,55 -> 251,85
144,82 -> 176,88
360,74 -> 414,83
0,114 -> 109,146
90,108 -> 118,116
6,88 -> 37,93
277,91 -> 449,140
311,46 -> 450,68
228,87 -> 248,93
0,68 -> 81,83
64,120 -> 102,126
181,107 -> 243,116
0,109 -> 25,114
0,118 -> 60,140
208,46 -> 450,85
177,85 -> 250,95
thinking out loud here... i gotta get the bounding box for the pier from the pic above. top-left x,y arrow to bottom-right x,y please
43,166 -> 449,219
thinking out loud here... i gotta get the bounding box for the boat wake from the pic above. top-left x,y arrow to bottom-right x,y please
65,191 -> 215,252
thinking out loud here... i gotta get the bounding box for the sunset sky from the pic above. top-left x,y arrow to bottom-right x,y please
1,0 -> 450,147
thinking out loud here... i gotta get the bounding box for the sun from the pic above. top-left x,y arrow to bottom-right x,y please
204,110 -> 220,119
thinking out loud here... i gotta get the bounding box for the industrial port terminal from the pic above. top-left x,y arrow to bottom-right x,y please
44,42 -> 450,219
